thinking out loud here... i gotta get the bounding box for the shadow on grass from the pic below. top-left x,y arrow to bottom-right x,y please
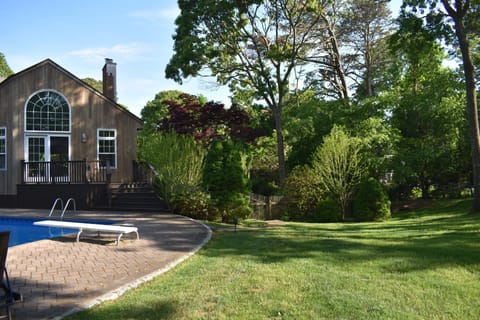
67,299 -> 179,320
201,199 -> 480,273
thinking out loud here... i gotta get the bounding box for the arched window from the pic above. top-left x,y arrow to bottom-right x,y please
25,90 -> 70,132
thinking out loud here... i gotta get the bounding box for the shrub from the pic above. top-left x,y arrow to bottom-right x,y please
311,126 -> 366,221
139,131 -> 206,210
250,135 -> 279,196
170,187 -> 212,220
202,140 -> 252,222
353,177 -> 391,221
313,196 -> 343,222
279,165 -> 323,221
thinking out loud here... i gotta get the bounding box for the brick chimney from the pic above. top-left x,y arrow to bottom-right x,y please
102,58 -> 117,101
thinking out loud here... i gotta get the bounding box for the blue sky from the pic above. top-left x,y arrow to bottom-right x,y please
1,0 -> 402,117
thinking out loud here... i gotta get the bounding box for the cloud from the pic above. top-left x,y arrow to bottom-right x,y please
67,43 -> 150,62
130,7 -> 180,21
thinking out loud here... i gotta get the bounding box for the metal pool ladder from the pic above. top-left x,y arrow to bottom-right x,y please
48,197 -> 76,220
49,198 -> 64,217
61,198 -> 76,219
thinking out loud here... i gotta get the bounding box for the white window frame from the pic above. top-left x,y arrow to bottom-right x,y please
97,129 -> 117,169
24,89 -> 71,133
0,127 -> 6,171
23,134 -> 71,163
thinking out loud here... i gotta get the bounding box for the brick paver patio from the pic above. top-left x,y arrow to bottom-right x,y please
0,209 -> 211,320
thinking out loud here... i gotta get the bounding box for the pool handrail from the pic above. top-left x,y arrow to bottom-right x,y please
48,198 -> 64,217
60,198 -> 76,220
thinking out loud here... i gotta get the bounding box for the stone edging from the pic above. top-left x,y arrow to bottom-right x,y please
53,217 -> 213,320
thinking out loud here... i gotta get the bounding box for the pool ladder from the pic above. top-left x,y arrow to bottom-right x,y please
49,197 -> 76,220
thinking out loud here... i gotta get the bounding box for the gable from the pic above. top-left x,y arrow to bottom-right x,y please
0,59 -> 142,126
0,59 -> 144,196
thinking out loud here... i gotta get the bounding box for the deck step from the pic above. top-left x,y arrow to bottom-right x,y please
107,183 -> 168,212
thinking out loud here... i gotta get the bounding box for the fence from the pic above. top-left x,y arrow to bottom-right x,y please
21,160 -> 107,184
250,194 -> 283,220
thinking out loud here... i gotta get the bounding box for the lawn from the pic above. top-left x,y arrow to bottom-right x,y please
67,199 -> 480,319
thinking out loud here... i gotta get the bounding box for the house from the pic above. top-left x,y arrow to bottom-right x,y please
0,58 -> 145,209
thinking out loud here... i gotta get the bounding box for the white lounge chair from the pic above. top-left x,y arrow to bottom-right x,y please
33,220 -> 139,245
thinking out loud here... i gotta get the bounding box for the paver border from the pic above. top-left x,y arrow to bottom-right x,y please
53,218 -> 212,320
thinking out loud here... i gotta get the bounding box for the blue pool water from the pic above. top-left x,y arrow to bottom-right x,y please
0,217 -> 77,247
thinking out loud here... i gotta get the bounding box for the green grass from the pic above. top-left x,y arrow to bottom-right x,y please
204,219 -> 268,230
67,199 -> 480,319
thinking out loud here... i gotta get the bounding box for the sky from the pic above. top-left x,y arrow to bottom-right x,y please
0,0 -> 403,117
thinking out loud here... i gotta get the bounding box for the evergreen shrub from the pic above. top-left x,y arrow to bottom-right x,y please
202,140 -> 252,222
353,177 -> 391,221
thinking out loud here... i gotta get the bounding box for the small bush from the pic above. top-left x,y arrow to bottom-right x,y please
221,193 -> 253,223
170,188 -> 212,220
279,165 -> 323,221
353,177 -> 391,221
313,196 -> 343,222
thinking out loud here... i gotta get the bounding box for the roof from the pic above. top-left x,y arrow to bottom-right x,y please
0,58 -> 143,125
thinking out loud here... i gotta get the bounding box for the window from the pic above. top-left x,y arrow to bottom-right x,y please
97,129 -> 116,168
0,127 -> 5,170
26,90 -> 70,132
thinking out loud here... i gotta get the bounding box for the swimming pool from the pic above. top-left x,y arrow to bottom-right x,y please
0,217 -> 76,247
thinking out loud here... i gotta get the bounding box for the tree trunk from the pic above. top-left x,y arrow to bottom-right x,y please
328,27 -> 349,100
449,8 -> 480,212
365,50 -> 373,97
273,104 -> 286,184
421,184 -> 430,199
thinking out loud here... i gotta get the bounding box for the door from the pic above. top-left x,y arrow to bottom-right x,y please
50,137 -> 69,181
26,136 -> 69,182
27,136 -> 46,181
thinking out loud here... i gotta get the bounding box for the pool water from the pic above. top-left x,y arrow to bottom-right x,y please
0,217 -> 77,247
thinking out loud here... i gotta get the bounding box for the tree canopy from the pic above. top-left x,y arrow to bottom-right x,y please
402,0 -> 480,210
157,93 -> 266,146
153,0 -> 478,218
0,52 -> 13,78
82,77 -> 102,92
166,0 -> 337,182
140,90 -> 189,135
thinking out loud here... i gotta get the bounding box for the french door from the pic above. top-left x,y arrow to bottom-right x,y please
25,135 -> 70,182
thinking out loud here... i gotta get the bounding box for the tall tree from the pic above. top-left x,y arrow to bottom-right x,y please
283,93 -> 348,170
340,0 -> 394,98
140,90 -> 188,135
166,0 -> 328,183
390,59 -> 468,198
301,0 -> 394,100
82,77 -> 102,92
403,0 -> 480,210
387,12 -> 470,199
302,0 -> 350,100
0,53 -> 13,78
157,94 -> 265,146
